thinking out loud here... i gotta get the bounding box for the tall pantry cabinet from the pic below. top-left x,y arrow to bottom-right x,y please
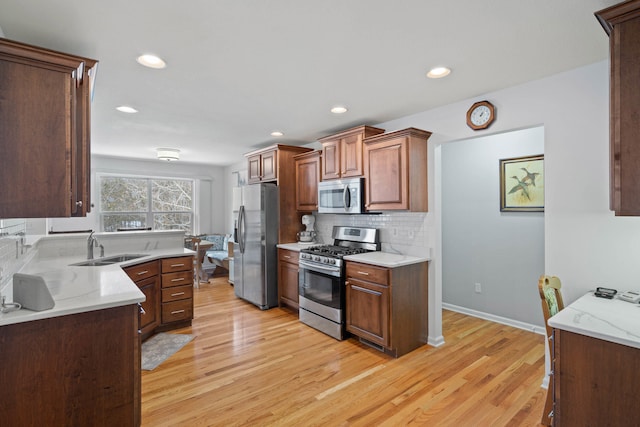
0,37 -> 97,218
596,0 -> 640,215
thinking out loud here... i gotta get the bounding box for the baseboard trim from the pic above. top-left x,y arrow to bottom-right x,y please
428,335 -> 445,347
442,303 -> 546,336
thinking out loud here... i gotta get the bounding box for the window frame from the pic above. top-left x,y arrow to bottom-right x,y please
97,173 -> 196,233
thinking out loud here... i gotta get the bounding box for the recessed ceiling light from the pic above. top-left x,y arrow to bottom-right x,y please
136,54 -> 166,69
271,131 -> 284,137
116,105 -> 138,113
331,106 -> 348,114
427,67 -> 451,79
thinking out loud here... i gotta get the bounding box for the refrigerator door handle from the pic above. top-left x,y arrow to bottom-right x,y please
238,205 -> 245,254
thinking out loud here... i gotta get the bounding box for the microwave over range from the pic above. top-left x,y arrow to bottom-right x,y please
317,177 -> 365,214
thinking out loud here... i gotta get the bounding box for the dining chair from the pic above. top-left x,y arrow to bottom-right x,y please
538,275 -> 564,426
190,237 -> 203,288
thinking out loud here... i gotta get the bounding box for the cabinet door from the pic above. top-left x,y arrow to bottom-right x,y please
137,275 -> 160,338
261,149 -> 278,181
346,278 -> 390,347
278,259 -> 300,309
247,154 -> 262,184
364,136 -> 408,210
295,153 -> 320,211
341,134 -> 363,178
322,140 -> 341,180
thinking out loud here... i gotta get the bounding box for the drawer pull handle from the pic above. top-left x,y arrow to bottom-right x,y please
171,278 -> 185,282
137,270 -> 149,275
171,292 -> 185,297
284,255 -> 291,259
171,309 -> 185,315
171,263 -> 185,267
357,271 -> 370,276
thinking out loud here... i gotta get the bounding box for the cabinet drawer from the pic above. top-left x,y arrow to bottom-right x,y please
162,284 -> 193,303
162,299 -> 193,323
123,260 -> 158,281
161,256 -> 193,273
161,270 -> 193,288
279,249 -> 299,264
346,262 -> 389,285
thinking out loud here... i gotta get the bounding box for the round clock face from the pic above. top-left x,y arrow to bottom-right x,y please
467,101 -> 495,130
470,105 -> 491,126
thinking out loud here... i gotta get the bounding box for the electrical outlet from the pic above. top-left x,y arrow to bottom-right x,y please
475,283 -> 482,293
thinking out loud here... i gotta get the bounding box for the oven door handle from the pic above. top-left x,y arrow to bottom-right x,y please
299,260 -> 341,275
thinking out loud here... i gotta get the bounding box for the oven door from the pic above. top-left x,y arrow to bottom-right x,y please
298,260 -> 343,321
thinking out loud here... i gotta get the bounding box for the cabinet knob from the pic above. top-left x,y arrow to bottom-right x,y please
76,201 -> 83,207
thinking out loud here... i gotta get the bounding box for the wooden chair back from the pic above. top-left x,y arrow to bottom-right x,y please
538,274 -> 564,426
538,275 -> 564,339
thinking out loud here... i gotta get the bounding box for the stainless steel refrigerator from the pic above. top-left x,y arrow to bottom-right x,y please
233,183 -> 279,309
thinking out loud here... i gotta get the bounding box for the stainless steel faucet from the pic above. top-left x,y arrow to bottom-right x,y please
87,231 -> 103,259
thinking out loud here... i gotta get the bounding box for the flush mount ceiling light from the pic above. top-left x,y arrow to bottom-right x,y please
116,105 -> 138,113
156,148 -> 180,161
270,131 -> 284,137
427,66 -> 451,78
136,54 -> 166,69
330,106 -> 348,114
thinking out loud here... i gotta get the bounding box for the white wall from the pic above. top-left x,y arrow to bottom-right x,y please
441,127 -> 544,326
375,60 -> 618,344
47,155 -> 227,235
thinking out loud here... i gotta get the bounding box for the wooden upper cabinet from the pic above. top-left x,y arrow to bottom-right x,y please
247,148 -> 277,184
596,1 -> 640,215
319,125 -> 385,181
363,128 -> 431,212
245,144 -> 312,242
294,150 -> 321,212
0,37 -> 97,218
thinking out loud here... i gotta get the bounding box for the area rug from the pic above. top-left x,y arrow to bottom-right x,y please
141,333 -> 195,371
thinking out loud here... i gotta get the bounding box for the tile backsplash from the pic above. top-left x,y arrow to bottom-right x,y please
313,212 -> 432,258
0,219 -> 30,291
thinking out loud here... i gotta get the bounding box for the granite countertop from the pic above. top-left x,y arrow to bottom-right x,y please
276,242 -> 318,252
548,292 -> 640,349
0,246 -> 193,327
344,251 -> 429,268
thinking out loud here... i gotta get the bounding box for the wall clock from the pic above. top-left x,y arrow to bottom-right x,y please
466,100 -> 495,130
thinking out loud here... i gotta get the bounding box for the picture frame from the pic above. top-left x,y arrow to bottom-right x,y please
500,154 -> 544,212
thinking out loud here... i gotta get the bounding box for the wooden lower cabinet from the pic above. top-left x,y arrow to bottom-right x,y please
159,255 -> 195,329
345,260 -> 428,357
278,248 -> 300,310
0,305 -> 141,426
553,328 -> 640,426
123,260 -> 160,340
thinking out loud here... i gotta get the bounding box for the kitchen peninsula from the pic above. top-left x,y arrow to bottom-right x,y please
0,230 -> 193,426
548,292 -> 640,426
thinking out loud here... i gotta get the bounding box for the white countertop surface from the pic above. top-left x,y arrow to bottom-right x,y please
277,242 -> 317,252
344,251 -> 429,268
548,292 -> 640,349
0,248 -> 193,327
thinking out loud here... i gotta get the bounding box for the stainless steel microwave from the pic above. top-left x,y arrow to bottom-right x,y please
317,177 -> 364,214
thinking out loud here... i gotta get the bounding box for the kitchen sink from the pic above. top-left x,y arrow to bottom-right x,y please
70,254 -> 149,267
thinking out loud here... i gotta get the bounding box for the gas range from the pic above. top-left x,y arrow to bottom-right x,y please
299,226 -> 381,269
298,226 -> 380,340
299,245 -> 369,268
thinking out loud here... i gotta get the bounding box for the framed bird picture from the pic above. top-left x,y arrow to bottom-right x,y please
499,154 -> 544,212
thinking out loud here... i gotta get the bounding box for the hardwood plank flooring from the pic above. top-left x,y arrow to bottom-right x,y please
141,277 -> 547,426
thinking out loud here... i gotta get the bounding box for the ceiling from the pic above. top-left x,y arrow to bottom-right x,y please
0,0 -> 619,166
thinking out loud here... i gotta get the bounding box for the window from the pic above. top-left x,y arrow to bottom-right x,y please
99,175 -> 194,233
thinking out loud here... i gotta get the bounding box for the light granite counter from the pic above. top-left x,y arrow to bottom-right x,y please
0,231 -> 193,327
344,251 -> 429,268
276,242 -> 318,252
548,292 -> 640,349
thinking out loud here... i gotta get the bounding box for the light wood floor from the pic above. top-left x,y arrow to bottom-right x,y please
141,277 -> 547,426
